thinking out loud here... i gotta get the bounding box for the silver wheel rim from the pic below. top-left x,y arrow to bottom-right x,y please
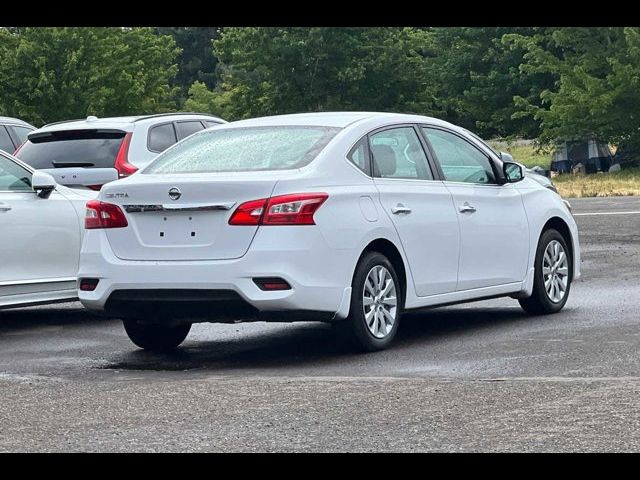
362,265 -> 398,339
543,240 -> 569,303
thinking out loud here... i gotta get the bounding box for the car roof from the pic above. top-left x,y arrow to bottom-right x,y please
0,116 -> 35,128
36,113 -> 226,133
222,111 -> 460,130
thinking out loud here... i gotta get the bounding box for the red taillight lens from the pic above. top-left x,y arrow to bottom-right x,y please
253,277 -> 292,291
79,278 -> 99,292
114,132 -> 137,178
85,200 -> 128,229
228,198 -> 267,225
229,193 -> 328,226
263,193 -> 328,225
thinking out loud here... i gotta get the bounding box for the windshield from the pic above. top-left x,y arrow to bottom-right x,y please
143,126 -> 341,174
16,129 -> 126,169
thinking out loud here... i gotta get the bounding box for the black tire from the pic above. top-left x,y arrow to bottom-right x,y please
519,228 -> 572,315
122,319 -> 191,352
338,251 -> 403,352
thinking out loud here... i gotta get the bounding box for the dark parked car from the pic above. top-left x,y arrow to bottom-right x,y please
0,116 -> 35,154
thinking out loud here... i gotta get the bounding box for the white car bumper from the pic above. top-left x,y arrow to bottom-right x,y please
78,227 -> 355,321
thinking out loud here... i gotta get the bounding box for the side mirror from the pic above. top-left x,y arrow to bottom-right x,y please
499,151 -> 515,163
31,171 -> 57,199
503,161 -> 524,183
40,167 -> 118,189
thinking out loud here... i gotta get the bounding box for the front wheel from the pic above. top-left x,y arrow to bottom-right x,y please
519,228 -> 572,315
122,319 -> 191,352
338,251 -> 403,352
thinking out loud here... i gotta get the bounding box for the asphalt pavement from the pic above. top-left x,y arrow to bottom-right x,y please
0,196 -> 638,452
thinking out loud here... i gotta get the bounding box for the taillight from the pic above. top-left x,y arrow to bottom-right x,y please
228,198 -> 267,225
85,200 -> 128,229
229,193 -> 328,226
114,132 -> 137,178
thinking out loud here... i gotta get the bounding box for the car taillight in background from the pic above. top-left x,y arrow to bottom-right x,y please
228,193 -> 328,226
114,132 -> 138,178
85,200 -> 128,229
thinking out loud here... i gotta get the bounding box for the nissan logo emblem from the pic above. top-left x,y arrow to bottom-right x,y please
168,187 -> 182,201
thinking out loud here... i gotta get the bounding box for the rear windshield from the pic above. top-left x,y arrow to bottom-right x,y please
143,126 -> 341,174
16,129 -> 126,169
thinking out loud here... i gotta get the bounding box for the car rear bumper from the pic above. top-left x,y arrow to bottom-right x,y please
78,227 -> 355,322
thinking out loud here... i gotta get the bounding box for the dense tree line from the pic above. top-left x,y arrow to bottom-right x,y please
0,27 -> 638,148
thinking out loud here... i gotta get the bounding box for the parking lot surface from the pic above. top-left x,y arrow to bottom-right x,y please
0,196 -> 639,451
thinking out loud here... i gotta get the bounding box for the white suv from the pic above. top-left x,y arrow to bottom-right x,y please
15,113 -> 226,188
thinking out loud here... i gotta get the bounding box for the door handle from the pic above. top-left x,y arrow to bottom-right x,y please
459,203 -> 477,213
0,205 -> 11,212
391,204 -> 412,215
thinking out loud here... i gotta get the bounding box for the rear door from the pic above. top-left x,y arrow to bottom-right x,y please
421,126 -> 529,291
370,125 -> 460,297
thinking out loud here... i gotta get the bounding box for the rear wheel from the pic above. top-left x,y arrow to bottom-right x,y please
122,319 -> 191,352
519,228 -> 572,315
339,251 -> 403,352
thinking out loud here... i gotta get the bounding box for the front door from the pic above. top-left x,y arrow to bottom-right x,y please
421,127 -> 529,291
0,154 -> 80,285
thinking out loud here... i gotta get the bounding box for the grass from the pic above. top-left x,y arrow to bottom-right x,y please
553,168 -> 640,198
488,139 -> 640,198
487,139 -> 552,169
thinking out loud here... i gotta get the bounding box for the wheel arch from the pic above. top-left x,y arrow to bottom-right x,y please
541,216 -> 574,280
356,238 -> 408,306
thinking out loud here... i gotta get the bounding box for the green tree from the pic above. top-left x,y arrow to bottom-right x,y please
428,27 -> 553,139
508,27 -> 640,148
186,27 -> 438,121
0,27 -> 180,126
156,27 -> 221,105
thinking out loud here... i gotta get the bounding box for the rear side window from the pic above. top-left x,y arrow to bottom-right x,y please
148,123 -> 177,152
15,129 -> 126,169
370,127 -> 433,180
144,126 -> 341,174
10,125 -> 33,145
175,121 -> 205,141
0,126 -> 15,153
347,138 -> 371,175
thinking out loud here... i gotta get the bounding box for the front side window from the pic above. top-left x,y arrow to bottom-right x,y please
0,153 -> 32,191
0,126 -> 15,153
144,126 -> 341,174
370,127 -> 433,180
422,127 -> 497,184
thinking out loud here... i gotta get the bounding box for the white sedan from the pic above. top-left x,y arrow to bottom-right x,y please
0,151 -> 103,308
78,112 -> 581,352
